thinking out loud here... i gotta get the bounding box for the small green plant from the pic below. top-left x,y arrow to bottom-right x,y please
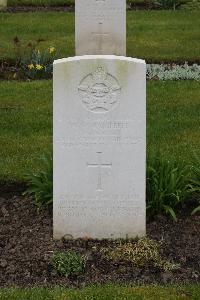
51,251 -> 85,277
101,237 -> 179,271
23,152 -> 53,209
147,154 -> 189,221
13,37 -> 45,67
147,63 -> 200,81
191,201 -> 200,215
188,154 -> 200,215
21,45 -> 59,79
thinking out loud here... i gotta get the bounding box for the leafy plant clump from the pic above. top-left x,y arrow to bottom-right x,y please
21,46 -> 59,79
147,155 -> 189,221
23,152 -> 53,209
147,63 -> 200,80
101,237 -> 179,272
12,37 -> 59,79
51,251 -> 85,277
23,151 -> 199,218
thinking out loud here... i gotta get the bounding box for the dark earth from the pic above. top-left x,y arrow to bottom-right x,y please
0,184 -> 199,287
1,3 -> 156,14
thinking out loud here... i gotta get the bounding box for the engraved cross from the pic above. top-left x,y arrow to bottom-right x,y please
87,152 -> 112,191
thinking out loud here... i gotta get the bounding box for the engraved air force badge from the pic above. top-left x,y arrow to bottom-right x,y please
78,67 -> 121,113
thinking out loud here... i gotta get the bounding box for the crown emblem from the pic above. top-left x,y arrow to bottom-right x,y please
92,67 -> 107,83
78,66 -> 121,113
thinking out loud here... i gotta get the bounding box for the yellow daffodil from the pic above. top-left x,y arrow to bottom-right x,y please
28,64 -> 34,70
36,64 -> 43,70
49,46 -> 56,54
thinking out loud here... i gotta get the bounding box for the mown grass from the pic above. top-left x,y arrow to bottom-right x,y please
0,80 -> 52,182
147,80 -> 200,162
0,285 -> 200,300
0,11 -> 199,62
0,80 -> 199,182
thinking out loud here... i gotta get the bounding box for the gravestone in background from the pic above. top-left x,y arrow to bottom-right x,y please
0,0 -> 7,9
75,0 -> 126,56
53,56 -> 146,239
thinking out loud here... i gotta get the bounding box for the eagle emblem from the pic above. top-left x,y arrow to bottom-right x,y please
78,67 -> 121,113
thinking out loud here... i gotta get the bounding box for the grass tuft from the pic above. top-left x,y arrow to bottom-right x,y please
147,154 -> 189,220
23,152 -> 53,209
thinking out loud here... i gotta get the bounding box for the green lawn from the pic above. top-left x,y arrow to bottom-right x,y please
0,285 -> 200,300
0,80 -> 52,182
0,80 -> 199,182
0,11 -> 200,63
147,80 -> 200,162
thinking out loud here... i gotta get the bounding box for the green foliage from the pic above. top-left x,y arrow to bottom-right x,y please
189,154 -> 200,193
21,45 -> 59,79
147,154 -> 189,221
12,37 -> 42,67
191,202 -> 200,215
101,237 -> 179,272
51,251 -> 85,277
23,152 -> 53,209
188,154 -> 200,215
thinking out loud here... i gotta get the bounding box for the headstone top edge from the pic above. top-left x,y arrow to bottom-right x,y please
53,56 -> 146,65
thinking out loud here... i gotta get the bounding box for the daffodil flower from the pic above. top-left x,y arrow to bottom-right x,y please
36,64 -> 44,70
49,46 -> 56,54
28,64 -> 34,70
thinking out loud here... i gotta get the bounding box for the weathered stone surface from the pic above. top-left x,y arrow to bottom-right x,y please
75,0 -> 126,56
53,55 -> 146,239
0,0 -> 7,9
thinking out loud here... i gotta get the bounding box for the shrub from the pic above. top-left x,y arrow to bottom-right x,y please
147,155 -> 189,221
51,251 -> 85,277
101,237 -> 179,271
23,152 -> 53,209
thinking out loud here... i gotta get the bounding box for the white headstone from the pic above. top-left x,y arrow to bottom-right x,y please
75,0 -> 126,56
53,55 -> 146,239
0,0 -> 7,9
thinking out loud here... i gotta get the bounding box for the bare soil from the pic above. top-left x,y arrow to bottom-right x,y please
1,4 -> 156,13
0,187 -> 199,287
